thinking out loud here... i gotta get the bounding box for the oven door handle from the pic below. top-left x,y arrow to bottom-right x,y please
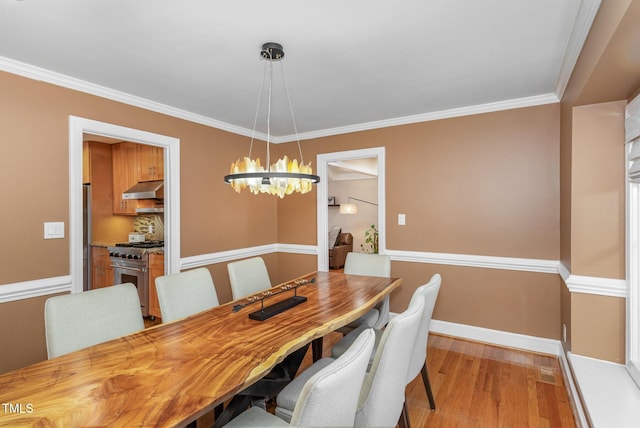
111,265 -> 146,272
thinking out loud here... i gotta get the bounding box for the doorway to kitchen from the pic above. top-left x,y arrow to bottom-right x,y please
69,117 -> 180,294
316,147 -> 386,271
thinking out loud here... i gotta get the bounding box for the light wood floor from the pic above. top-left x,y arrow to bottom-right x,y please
196,331 -> 577,427
408,333 -> 577,427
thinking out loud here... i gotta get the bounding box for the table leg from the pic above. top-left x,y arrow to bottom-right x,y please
312,337 -> 324,362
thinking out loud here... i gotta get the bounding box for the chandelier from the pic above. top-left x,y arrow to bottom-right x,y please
224,42 -> 320,198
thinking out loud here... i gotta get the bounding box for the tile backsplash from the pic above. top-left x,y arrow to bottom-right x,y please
133,215 -> 164,241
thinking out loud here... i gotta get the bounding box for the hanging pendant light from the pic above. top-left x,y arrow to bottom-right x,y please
224,42 -> 319,198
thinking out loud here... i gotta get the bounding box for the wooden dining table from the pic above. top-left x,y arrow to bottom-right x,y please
0,271 -> 401,427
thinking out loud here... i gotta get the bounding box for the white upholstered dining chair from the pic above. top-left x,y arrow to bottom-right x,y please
275,296 -> 425,428
44,283 -> 145,358
227,256 -> 272,300
155,267 -> 220,322
405,274 -> 441,411
340,252 -> 392,333
223,328 -> 376,427
331,273 -> 441,426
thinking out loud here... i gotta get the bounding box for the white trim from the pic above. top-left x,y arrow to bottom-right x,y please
558,262 -> 627,298
430,319 -> 563,356
626,97 -> 640,387
0,56 -> 557,144
569,352 -> 640,428
0,276 -> 71,304
4,248 -> 629,302
180,244 -> 278,270
387,249 -> 559,274
564,274 -> 627,298
278,94 -> 558,143
69,117 -> 181,294
554,0 -> 602,100
276,243 -> 318,255
0,57 -> 260,141
559,350 -> 590,428
317,148 -> 386,272
179,243 -> 318,270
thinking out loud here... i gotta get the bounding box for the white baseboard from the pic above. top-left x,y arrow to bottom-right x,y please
430,319 -> 563,355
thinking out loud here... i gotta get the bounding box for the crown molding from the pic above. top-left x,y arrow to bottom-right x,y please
1,55 -> 558,145
0,56 -> 266,141
554,0 -> 602,99
272,93 -> 559,143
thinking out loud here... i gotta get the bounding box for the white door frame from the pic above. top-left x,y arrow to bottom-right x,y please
316,147 -> 386,271
69,116 -> 181,293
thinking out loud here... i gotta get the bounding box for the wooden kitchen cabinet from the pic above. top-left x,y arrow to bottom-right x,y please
147,252 -> 164,319
91,247 -> 114,289
82,141 -> 90,184
137,145 -> 164,181
112,142 -> 139,215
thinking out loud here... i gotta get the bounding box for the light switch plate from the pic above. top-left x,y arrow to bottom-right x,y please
398,214 -> 406,226
44,222 -> 65,239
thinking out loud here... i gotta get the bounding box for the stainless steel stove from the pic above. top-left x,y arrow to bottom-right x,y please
108,241 -> 164,317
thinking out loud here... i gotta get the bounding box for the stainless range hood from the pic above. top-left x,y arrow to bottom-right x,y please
122,180 -> 164,200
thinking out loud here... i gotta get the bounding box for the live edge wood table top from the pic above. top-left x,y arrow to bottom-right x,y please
0,271 -> 401,427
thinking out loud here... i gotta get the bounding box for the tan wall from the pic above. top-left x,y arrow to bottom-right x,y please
391,262 -> 562,339
0,295 -> 56,370
4,0 -> 639,373
558,0 -> 640,362
571,293 -> 626,363
281,105 -> 560,260
0,68 -> 562,373
571,101 -> 626,279
0,70 -> 277,373
280,105 -> 561,340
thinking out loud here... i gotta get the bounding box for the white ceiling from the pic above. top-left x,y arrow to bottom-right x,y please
0,0 -> 600,142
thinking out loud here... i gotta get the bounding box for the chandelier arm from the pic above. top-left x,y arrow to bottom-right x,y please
280,61 -> 304,165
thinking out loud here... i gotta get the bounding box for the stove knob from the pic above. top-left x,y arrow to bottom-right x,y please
127,254 -> 133,259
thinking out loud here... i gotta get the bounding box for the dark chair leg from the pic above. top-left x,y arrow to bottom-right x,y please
399,400 -> 411,428
421,363 -> 436,410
